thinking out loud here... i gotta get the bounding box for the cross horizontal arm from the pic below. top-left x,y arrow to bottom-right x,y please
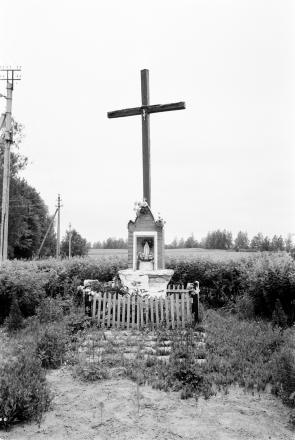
107,101 -> 186,119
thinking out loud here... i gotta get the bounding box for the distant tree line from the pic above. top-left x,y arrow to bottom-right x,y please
93,231 -> 293,252
165,230 -> 293,252
92,237 -> 128,249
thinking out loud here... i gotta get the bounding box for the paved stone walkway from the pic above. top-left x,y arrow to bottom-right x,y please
77,328 -> 207,367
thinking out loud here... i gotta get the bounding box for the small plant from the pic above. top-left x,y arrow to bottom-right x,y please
272,299 -> 288,329
36,296 -> 64,323
99,402 -> 104,424
5,296 -> 23,332
35,323 -> 67,369
0,352 -> 53,429
73,363 -> 109,381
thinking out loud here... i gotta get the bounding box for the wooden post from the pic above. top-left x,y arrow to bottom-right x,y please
141,69 -> 151,207
0,82 -> 13,261
56,195 -> 62,258
68,222 -> 72,259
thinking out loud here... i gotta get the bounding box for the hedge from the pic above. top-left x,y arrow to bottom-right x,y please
0,253 -> 294,324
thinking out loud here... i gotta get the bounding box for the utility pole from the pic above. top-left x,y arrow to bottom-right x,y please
56,194 -> 62,258
69,222 -> 72,259
37,208 -> 58,258
0,67 -> 21,261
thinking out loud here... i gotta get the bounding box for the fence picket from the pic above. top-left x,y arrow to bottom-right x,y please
107,292 -> 111,328
145,297 -> 149,326
160,296 -> 164,325
181,292 -> 185,329
186,292 -> 190,319
165,296 -> 169,329
137,297 -> 140,330
175,293 -> 180,328
132,296 -> 135,329
155,297 -> 159,328
117,294 -> 121,328
122,296 -> 126,329
112,294 -> 116,328
150,296 -> 154,330
97,293 -> 102,327
92,293 -> 97,319
171,294 -> 175,329
101,292 -> 106,329
127,296 -> 130,330
140,297 -> 144,328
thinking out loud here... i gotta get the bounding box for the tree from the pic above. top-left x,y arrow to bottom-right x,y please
250,232 -> 264,251
185,233 -> 195,248
92,241 -> 102,249
0,120 -> 56,258
284,234 -> 293,252
60,228 -> 90,257
234,231 -> 249,250
204,229 -> 233,250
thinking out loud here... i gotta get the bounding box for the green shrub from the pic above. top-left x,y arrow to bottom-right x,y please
73,363 -> 109,382
36,296 -> 64,323
234,292 -> 255,320
35,323 -> 67,369
272,299 -> 288,329
0,352 -> 53,429
5,296 -> 24,332
0,261 -> 51,323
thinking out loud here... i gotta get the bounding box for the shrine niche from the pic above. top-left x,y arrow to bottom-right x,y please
127,199 -> 165,271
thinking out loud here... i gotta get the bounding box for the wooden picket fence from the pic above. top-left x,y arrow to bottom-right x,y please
89,285 -> 196,330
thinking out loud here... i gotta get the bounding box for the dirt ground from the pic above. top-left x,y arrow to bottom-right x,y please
1,366 -> 294,440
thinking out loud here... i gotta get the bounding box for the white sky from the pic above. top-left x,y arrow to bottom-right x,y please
0,0 -> 294,245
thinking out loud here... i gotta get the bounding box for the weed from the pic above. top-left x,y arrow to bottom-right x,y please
5,296 -> 24,333
0,352 -> 53,429
73,363 -> 109,381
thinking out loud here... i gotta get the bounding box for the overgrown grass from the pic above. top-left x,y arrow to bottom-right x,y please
1,293 -> 295,431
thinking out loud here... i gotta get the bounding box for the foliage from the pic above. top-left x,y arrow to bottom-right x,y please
270,326 -> 295,425
1,253 -> 295,325
0,352 -> 53,429
0,260 -> 49,323
0,120 -> 56,258
5,295 -> 24,332
35,296 -> 64,323
234,231 -> 249,251
60,228 -> 90,257
93,237 -> 127,249
73,363 -> 109,382
35,322 -> 67,369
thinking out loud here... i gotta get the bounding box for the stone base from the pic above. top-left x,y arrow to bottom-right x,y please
118,269 -> 174,298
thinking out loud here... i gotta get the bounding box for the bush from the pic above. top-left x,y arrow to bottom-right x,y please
35,296 -> 64,323
0,352 -> 53,429
234,293 -> 255,320
35,323 -> 67,369
5,295 -> 24,332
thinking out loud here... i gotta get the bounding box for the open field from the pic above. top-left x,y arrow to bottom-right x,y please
88,248 -> 257,261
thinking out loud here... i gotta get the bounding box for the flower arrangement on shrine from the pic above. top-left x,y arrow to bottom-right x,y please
138,251 -> 154,262
155,213 -> 166,228
134,198 -> 149,216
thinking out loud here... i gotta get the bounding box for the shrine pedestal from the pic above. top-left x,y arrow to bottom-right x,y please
118,269 -> 174,298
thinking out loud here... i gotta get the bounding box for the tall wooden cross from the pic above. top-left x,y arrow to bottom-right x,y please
107,69 -> 185,208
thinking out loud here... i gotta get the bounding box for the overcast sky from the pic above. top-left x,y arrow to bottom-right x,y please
0,0 -> 294,245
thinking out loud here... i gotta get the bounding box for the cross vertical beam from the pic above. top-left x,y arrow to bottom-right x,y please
141,69 -> 151,207
107,70 -> 185,209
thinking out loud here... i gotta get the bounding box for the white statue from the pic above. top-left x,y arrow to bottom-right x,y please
143,241 -> 150,258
